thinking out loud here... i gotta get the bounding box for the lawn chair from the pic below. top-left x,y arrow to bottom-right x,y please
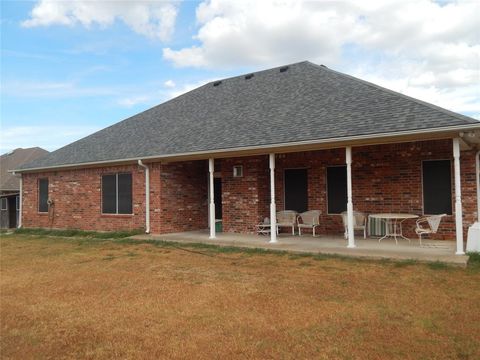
276,210 -> 297,235
415,214 -> 446,245
297,210 -> 321,237
255,217 -> 271,236
341,211 -> 367,239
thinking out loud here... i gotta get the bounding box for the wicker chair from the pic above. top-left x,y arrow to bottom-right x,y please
297,210 -> 321,237
415,214 -> 446,245
276,210 -> 298,235
341,211 -> 367,239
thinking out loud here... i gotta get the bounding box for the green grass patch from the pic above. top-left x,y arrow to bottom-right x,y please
393,259 -> 418,268
466,252 -> 480,272
427,261 -> 450,270
14,227 -> 143,239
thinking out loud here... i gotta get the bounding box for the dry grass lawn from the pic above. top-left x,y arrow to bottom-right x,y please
1,234 -> 479,359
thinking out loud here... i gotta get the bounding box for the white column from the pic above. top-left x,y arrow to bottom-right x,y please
346,147 -> 355,248
18,175 -> 22,228
453,138 -> 464,255
208,158 -> 216,239
269,153 -> 278,243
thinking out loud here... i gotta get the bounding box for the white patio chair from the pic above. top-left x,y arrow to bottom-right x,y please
276,210 -> 297,235
415,214 -> 446,245
297,210 -> 321,237
255,217 -> 271,236
341,211 -> 367,239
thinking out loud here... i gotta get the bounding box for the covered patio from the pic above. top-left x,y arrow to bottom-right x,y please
196,137 -> 479,256
131,230 -> 468,266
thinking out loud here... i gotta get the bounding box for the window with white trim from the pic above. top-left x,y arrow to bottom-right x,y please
102,173 -> 132,214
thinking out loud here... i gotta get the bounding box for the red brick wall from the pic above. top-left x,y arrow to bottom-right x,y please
220,139 -> 477,240
22,160 -> 209,234
155,160 -> 208,233
220,156 -> 269,233
22,164 -> 147,232
20,139 -> 478,241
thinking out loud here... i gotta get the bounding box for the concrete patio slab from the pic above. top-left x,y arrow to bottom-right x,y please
131,230 -> 469,267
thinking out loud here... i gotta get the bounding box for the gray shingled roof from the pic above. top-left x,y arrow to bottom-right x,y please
18,61 -> 478,171
1,147 -> 49,188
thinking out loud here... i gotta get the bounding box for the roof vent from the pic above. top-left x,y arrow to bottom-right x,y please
245,73 -> 254,80
213,80 -> 222,87
320,64 -> 328,68
279,66 -> 289,73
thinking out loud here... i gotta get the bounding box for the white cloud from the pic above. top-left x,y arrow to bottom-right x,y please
164,79 -> 176,88
1,80 -> 121,98
163,0 -> 479,118
117,95 -> 152,108
0,125 -> 100,153
115,78 -> 213,107
165,79 -> 214,99
22,0 -> 179,41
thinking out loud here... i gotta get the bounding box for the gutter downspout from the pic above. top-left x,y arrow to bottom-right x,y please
137,160 -> 150,234
12,172 -> 22,228
477,151 -> 480,222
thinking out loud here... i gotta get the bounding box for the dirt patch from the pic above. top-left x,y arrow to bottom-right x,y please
1,235 -> 479,359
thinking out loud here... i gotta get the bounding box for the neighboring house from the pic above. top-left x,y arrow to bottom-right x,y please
1,147 -> 48,228
13,62 -> 480,254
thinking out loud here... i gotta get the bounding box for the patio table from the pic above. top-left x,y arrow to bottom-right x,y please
369,213 -> 419,244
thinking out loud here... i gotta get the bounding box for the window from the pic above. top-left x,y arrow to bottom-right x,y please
327,166 -> 347,214
102,173 -> 132,214
422,160 -> 452,215
38,178 -> 49,213
233,165 -> 243,178
1,198 -> 6,210
16,196 -> 19,211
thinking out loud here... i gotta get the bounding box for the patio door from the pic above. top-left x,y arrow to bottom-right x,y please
284,169 -> 308,213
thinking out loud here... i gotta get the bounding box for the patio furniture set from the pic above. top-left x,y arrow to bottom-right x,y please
256,210 -> 446,245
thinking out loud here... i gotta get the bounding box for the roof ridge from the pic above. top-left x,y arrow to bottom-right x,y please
209,60 -> 310,84
305,62 -> 478,124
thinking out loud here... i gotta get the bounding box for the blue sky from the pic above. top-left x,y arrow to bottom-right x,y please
1,0 -> 479,153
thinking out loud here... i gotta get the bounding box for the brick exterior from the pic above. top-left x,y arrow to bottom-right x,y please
219,139 -> 478,240
22,164 -> 146,231
155,161 -> 208,234
21,139 -> 478,241
220,156 -> 269,233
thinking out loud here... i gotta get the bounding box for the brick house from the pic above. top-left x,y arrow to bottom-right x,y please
1,147 -> 48,228
13,62 -> 480,254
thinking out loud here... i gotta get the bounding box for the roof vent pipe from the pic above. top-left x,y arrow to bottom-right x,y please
279,66 -> 289,73
213,80 -> 222,87
245,73 -> 254,80
137,160 -> 150,234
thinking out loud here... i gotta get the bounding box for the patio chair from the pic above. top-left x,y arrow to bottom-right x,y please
341,211 -> 367,239
255,217 -> 271,236
415,214 -> 446,245
297,210 -> 321,237
276,210 -> 297,235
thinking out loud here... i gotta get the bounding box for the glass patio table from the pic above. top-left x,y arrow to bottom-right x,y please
369,213 -> 419,244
